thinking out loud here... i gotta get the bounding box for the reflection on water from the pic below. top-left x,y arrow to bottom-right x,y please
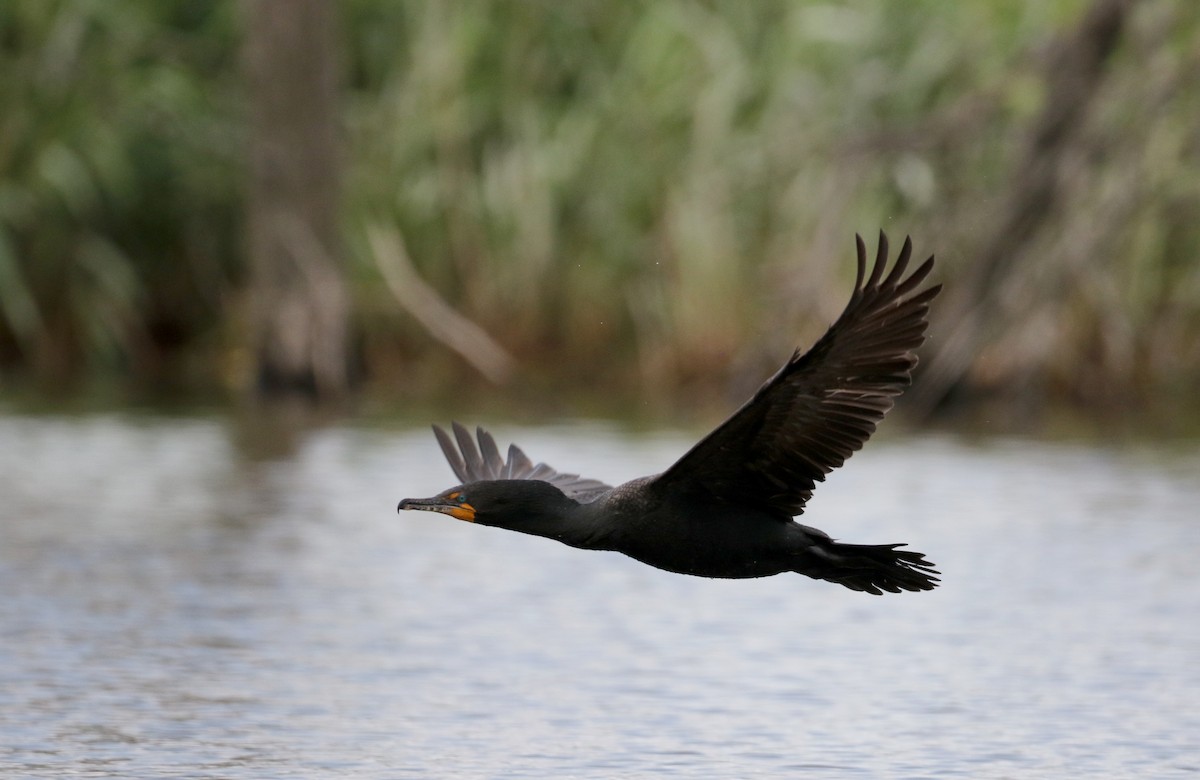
1,413 -> 1198,779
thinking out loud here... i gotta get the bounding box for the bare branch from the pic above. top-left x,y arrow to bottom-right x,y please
368,224 -> 515,385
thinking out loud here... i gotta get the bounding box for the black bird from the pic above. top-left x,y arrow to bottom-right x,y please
399,233 -> 941,594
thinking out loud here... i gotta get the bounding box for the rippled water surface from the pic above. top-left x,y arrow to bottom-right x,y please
1,413 -> 1198,778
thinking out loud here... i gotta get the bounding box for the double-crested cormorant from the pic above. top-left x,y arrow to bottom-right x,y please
399,233 -> 941,594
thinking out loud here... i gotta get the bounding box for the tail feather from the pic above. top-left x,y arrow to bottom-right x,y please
798,541 -> 940,595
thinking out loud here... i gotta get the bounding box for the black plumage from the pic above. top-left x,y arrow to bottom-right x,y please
399,232 -> 941,594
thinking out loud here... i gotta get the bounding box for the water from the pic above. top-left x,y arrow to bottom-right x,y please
1,413 -> 1197,779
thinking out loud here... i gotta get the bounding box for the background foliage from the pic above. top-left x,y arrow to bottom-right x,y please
2,0 -> 1197,420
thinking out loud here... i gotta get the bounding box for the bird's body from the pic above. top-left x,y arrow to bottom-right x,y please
585,478 -> 809,579
400,233 -> 942,594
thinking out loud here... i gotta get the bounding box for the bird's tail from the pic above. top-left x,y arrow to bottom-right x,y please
798,540 -> 940,595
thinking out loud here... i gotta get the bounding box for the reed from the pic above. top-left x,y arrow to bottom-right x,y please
3,0 -> 1198,416
0,0 -> 241,384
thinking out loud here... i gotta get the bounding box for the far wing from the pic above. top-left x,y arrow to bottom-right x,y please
434,422 -> 613,503
653,232 -> 940,517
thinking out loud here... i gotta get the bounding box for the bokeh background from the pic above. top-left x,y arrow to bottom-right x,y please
3,0 -> 1197,428
4,4 -> 1200,779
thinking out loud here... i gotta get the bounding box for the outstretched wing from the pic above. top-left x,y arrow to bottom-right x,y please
433,422 -> 613,503
654,232 -> 940,517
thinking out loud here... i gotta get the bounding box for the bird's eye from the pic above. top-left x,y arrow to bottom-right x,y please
448,491 -> 466,504
456,493 -> 467,503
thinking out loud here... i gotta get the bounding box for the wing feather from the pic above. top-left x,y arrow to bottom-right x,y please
433,422 -> 613,503
653,231 -> 940,517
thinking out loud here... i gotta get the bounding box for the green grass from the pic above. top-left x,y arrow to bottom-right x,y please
2,0 -> 1199,418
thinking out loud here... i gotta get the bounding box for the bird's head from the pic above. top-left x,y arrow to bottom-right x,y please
398,479 -> 578,533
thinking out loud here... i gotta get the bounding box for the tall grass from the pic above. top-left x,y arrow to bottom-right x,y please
0,0 -> 240,384
3,0 -> 1198,415
346,0 -> 1200,413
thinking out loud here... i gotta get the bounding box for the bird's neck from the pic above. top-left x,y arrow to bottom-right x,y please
513,498 -> 612,551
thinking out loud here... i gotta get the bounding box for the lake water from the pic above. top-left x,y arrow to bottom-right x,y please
1,412 -> 1197,779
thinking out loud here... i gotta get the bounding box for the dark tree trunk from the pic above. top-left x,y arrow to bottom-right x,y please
909,0 -> 1134,415
243,0 -> 350,401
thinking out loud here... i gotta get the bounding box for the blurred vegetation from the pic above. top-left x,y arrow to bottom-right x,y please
1,0 -> 1198,421
0,0 -> 240,385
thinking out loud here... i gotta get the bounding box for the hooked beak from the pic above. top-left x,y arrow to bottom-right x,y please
397,496 -> 476,522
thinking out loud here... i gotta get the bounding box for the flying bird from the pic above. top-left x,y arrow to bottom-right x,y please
399,232 -> 941,594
